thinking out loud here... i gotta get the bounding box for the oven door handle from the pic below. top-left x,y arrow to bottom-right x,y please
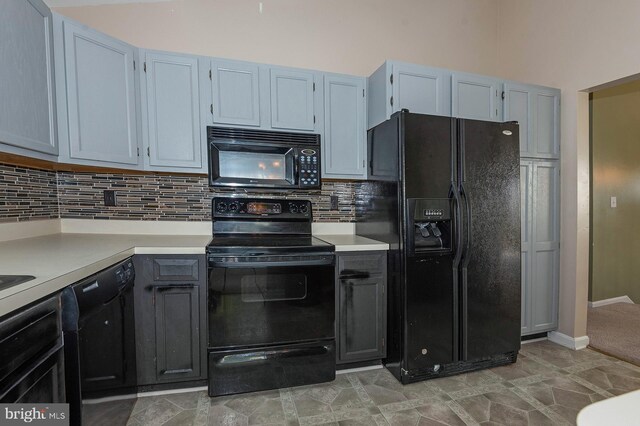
209,257 -> 335,268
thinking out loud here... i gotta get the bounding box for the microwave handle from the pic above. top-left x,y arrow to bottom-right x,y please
293,151 -> 300,185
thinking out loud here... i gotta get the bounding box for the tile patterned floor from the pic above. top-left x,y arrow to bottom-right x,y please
123,341 -> 640,426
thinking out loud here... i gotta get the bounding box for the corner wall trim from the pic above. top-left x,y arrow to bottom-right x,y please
588,295 -> 634,308
548,331 -> 590,350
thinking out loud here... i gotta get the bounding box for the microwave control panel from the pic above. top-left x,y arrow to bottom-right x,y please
298,149 -> 319,188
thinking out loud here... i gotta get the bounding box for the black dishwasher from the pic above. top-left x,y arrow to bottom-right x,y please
62,257 -> 137,426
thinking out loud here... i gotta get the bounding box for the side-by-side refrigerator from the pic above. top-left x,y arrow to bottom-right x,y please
356,111 -> 521,383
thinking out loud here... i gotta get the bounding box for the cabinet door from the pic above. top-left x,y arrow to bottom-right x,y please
270,68 -> 316,131
336,252 -> 386,363
133,255 -> 206,386
210,59 -> 261,127
63,20 -> 138,165
323,74 -> 366,178
534,90 -> 560,158
520,161 -> 533,334
391,62 -> 451,117
504,83 -> 533,156
452,73 -> 502,121
144,52 -> 201,169
530,161 -> 559,333
154,284 -> 201,382
0,0 -> 57,155
504,83 -> 560,159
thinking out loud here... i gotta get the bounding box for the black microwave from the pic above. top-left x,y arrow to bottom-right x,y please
207,127 -> 321,190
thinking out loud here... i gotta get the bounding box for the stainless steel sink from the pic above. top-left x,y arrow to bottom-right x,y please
0,275 -> 36,291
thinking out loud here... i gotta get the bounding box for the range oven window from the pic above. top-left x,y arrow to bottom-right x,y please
209,262 -> 334,348
241,274 -> 307,303
219,151 -> 287,181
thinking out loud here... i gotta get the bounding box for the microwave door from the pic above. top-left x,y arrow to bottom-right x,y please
209,142 -> 296,188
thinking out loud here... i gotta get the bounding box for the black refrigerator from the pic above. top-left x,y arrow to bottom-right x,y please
356,111 -> 521,384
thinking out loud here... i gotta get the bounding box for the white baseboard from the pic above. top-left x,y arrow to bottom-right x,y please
548,331 -> 590,350
588,295 -> 634,308
336,364 -> 383,375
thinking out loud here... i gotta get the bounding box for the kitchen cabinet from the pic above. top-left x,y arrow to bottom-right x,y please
336,252 -> 387,364
55,17 -> 139,167
504,82 -> 560,159
141,51 -> 203,171
133,255 -> 206,385
367,61 -> 451,129
210,59 -> 261,127
452,72 -> 503,122
269,67 -> 320,132
520,160 -> 560,335
0,294 -> 65,403
323,74 -> 367,179
0,0 -> 58,158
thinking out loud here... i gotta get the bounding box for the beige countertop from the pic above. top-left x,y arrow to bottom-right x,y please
0,233 -> 211,317
315,234 -> 389,251
0,229 -> 389,317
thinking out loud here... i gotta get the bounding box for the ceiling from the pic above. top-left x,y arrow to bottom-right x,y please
44,0 -> 171,7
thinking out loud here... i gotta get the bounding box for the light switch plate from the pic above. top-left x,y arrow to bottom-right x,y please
611,196 -> 617,208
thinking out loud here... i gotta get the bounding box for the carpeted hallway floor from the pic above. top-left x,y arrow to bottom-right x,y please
587,302 -> 640,366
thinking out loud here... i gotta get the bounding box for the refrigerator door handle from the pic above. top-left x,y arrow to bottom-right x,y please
460,182 -> 473,268
451,183 -> 462,362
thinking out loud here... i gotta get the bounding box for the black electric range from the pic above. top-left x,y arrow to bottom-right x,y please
206,197 -> 336,397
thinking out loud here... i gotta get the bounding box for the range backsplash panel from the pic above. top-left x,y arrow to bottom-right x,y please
0,163 -> 59,223
56,171 -> 357,222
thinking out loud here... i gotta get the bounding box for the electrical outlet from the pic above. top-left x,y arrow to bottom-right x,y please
330,195 -> 339,211
611,196 -> 617,208
104,190 -> 116,206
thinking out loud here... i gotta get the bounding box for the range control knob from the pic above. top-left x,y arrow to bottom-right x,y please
299,204 -> 309,214
216,202 -> 227,213
228,202 -> 239,212
289,203 -> 299,214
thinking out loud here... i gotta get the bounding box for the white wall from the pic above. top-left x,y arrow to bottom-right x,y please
53,0 -> 501,77
498,0 -> 640,339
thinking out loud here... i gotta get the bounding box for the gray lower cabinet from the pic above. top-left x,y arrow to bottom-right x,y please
56,16 -> 139,167
504,82 -> 560,159
336,251 -> 387,364
367,60 -> 451,129
133,255 -> 206,385
0,0 -> 58,157
323,73 -> 366,179
452,72 -> 503,121
141,50 -> 203,171
520,160 -> 560,335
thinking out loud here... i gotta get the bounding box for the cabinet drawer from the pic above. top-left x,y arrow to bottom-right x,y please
0,295 -> 61,384
152,257 -> 200,281
338,252 -> 386,276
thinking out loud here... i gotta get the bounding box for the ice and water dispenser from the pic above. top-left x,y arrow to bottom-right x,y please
407,198 -> 453,255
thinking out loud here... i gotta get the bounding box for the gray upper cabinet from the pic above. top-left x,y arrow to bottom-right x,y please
367,61 -> 451,129
521,160 -> 560,335
270,67 -> 317,131
210,59 -> 261,127
141,51 -> 202,171
0,0 -> 57,157
323,74 -> 366,179
59,19 -> 138,166
452,72 -> 503,121
504,82 -> 560,159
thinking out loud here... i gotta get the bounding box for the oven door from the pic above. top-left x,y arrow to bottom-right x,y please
209,141 -> 297,188
208,254 -> 335,348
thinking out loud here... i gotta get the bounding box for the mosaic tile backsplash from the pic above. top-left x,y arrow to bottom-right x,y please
0,162 -> 357,223
0,164 -> 59,223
